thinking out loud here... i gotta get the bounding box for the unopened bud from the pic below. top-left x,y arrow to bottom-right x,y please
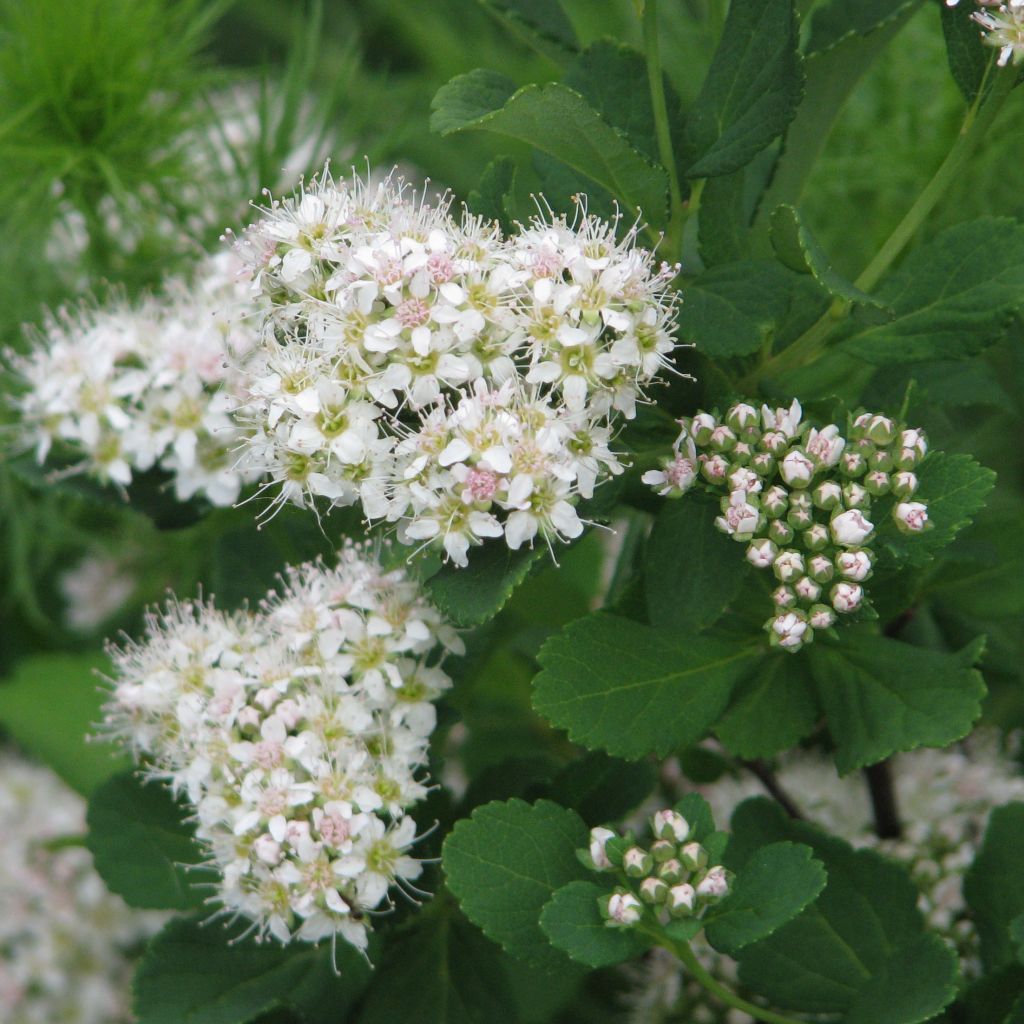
624,846 -> 653,878
794,576 -> 821,602
652,809 -> 690,843
865,415 -> 896,446
760,430 -> 788,455
809,604 -> 836,630
640,876 -> 668,905
813,480 -> 843,510
802,523 -> 829,552
900,428 -> 928,461
729,467 -> 761,494
836,549 -> 872,582
891,471 -> 918,499
869,449 -> 894,473
588,827 -> 616,870
769,520 -> 795,545
651,839 -> 676,863
668,883 -> 696,917
806,426 -> 845,467
605,890 -> 642,927
864,470 -> 890,497
772,585 -> 797,609
746,537 -> 778,569
726,403 -> 759,431
709,424 -> 737,453
680,842 -> 708,872
689,413 -> 716,446
831,508 -> 873,547
780,449 -> 815,488
696,866 -> 730,904
731,441 -> 753,466
894,501 -> 930,534
770,611 -> 809,651
840,451 -> 867,478
751,451 -> 776,477
842,482 -> 869,509
808,554 -> 834,583
763,485 -> 788,518
773,550 -> 805,583
701,453 -> 730,484
658,859 -> 685,884
831,582 -> 864,614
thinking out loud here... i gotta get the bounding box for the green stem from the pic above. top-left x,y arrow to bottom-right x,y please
643,0 -> 685,259
671,940 -> 807,1024
742,60 -> 1015,390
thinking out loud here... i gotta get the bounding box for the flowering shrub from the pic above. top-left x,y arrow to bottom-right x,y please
1,2 -> 1024,1023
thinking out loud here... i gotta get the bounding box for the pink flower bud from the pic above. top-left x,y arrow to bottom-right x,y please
746,538 -> 778,569
831,582 -> 864,614
770,612 -> 808,650
809,604 -> 836,629
696,866 -> 730,903
729,467 -> 761,493
773,550 -> 805,583
891,471 -> 918,499
640,876 -> 668,904
836,550 -> 872,582
700,453 -> 730,483
606,891 -> 642,926
806,426 -> 845,467
894,501 -> 929,533
624,846 -> 653,877
794,576 -> 821,602
772,585 -> 797,609
780,450 -> 815,488
652,809 -> 690,843
830,509 -> 874,547
668,883 -> 696,916
589,827 -> 615,870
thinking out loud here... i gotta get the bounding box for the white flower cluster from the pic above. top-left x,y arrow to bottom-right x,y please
644,401 -> 931,651
103,542 -> 462,953
947,0 -> 1024,66
234,167 -> 679,564
10,252 -> 262,506
0,754 -> 161,1024
699,733 -> 1024,974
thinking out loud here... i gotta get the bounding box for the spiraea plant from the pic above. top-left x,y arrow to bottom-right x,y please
1,1 -> 1024,1023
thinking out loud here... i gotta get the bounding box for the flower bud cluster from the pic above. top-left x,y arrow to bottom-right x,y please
234,166 -> 679,564
585,809 -> 731,932
0,753 -> 163,1024
643,401 -> 931,651
103,541 -> 463,952
10,252 -> 263,506
947,1 -> 1024,67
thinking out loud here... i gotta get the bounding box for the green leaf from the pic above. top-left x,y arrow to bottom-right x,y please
643,497 -> 748,633
86,771 -> 209,911
356,911 -> 518,1024
807,0 -> 921,56
878,453 -> 997,568
676,260 -> 800,358
533,614 -> 759,759
0,651 -> 130,796
965,803 -> 1024,971
426,543 -> 544,626
478,0 -> 577,62
540,880 -> 651,967
941,0 -> 993,103
769,204 -> 882,306
842,218 -> 1024,364
1012,914 -> 1024,963
442,798 -> 590,971
431,76 -> 668,219
807,635 -> 986,775
698,170 -> 751,267
547,751 -> 657,828
729,799 -> 958,1021
686,0 -> 804,178
133,916 -> 372,1024
468,156 -> 519,233
715,653 -> 819,760
675,792 -> 718,842
704,842 -> 826,955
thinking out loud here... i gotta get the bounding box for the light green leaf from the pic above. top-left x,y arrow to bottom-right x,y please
704,842 -> 826,955
540,880 -> 651,968
426,543 -> 544,626
770,204 -> 882,306
676,260 -> 800,358
644,497 -> 747,633
478,0 -> 577,63
842,218 -> 1024,364
0,652 -> 129,796
965,803 -> 1024,971
86,771 -> 210,911
686,0 -> 803,178
431,76 -> 668,219
442,798 -> 590,971
133,916 -> 372,1024
356,911 -> 518,1024
533,614 -> 759,759
878,453 -> 997,568
807,635 -> 986,775
715,653 -> 820,760
729,799 -> 958,1021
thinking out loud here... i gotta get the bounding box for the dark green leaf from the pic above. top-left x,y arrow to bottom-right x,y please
133,916 -> 372,1024
478,0 -> 577,61
842,218 -> 1024,364
698,170 -> 751,267
431,76 -> 668,220
770,204 -> 882,305
356,911 -> 518,1024
715,653 -> 819,760
468,156 -> 519,233
675,792 -> 718,842
548,751 -> 657,827
644,497 -> 747,633
0,652 -> 129,796
704,842 -> 826,954
807,0 -> 921,56
807,635 -> 986,774
540,880 -> 651,967
86,771 -> 209,910
533,614 -> 759,759
686,0 -> 803,178
941,0 -> 993,103
965,803 -> 1024,971
729,799 -> 958,1021
426,543 -> 544,626
442,798 -> 590,971
677,260 -> 799,358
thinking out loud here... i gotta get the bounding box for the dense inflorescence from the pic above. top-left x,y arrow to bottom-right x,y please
233,167 -> 679,564
947,0 -> 1024,66
10,252 -> 262,506
644,401 -> 931,651
103,541 -> 462,952
0,755 -> 162,1024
